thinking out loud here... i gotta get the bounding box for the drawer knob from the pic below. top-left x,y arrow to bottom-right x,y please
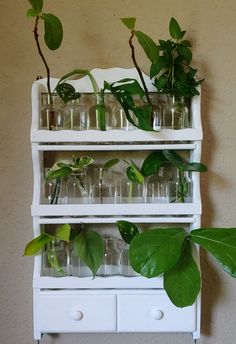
150,309 -> 164,320
71,310 -> 83,321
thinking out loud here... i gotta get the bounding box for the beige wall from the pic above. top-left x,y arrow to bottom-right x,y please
0,0 -> 236,343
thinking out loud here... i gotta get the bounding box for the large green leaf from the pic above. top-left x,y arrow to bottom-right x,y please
28,0 -> 43,13
134,31 -> 159,63
129,228 -> 187,278
117,221 -> 139,244
141,151 -> 167,176
190,228 -> 236,277
163,150 -> 207,172
24,233 -> 52,256
73,230 -> 104,277
164,240 -> 201,307
42,13 -> 63,50
56,69 -> 98,93
55,224 -> 71,243
121,17 -> 136,30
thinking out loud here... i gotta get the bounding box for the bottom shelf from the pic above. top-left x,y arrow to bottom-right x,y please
34,289 -> 200,340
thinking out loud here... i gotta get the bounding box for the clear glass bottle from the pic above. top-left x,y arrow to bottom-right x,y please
92,93 -> 107,131
168,167 -> 192,203
97,237 -> 121,276
66,170 -> 90,204
90,167 -> 117,204
120,243 -> 138,277
44,169 -> 66,204
71,250 -> 92,277
163,95 -> 189,129
40,93 -> 63,130
110,102 -> 124,129
149,93 -> 162,131
146,167 -> 168,203
42,239 -> 67,277
120,177 -> 146,204
63,99 -> 80,130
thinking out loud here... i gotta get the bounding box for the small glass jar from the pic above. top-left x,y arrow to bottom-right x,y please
146,167 -> 168,203
66,170 -> 90,204
42,239 -> 67,277
71,249 -> 92,277
168,167 -> 192,203
149,93 -> 162,131
90,167 -> 118,204
91,93 -> 107,131
120,243 -> 138,277
97,237 -> 121,276
163,95 -> 189,129
40,93 -> 63,130
120,177 -> 147,204
44,169 -> 66,204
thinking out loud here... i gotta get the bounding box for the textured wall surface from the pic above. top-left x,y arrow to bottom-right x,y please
0,1 -> 236,343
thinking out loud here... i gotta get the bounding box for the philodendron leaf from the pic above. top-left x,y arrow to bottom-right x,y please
169,17 -> 182,40
103,159 -> 120,174
73,156 -> 94,170
117,221 -> 139,244
56,83 -> 81,104
24,233 -> 52,256
129,227 -> 187,278
126,163 -> 144,184
73,230 -> 104,277
121,17 -> 136,30
190,228 -> 236,277
55,224 -> 71,243
141,151 -> 167,176
164,240 -> 201,307
28,0 -> 43,13
134,31 -> 159,63
41,13 -> 63,50
163,150 -> 207,172
45,166 -> 72,180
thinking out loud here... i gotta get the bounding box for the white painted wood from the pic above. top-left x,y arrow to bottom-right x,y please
117,293 -> 196,332
30,68 -> 203,339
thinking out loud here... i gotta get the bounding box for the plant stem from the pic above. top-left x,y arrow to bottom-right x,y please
34,16 -> 51,95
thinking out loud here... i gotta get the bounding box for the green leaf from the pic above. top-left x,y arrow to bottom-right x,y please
45,166 -> 72,180
73,230 -> 104,277
134,31 -> 159,63
24,233 -> 52,256
169,17 -> 182,40
126,163 -> 144,184
26,8 -> 38,17
56,83 -> 81,104
102,159 -> 120,175
55,224 -> 71,243
117,221 -> 139,244
164,240 -> 201,307
56,69 -> 98,93
150,56 -> 169,79
28,0 -> 43,13
141,151 -> 168,176
121,17 -> 136,30
72,156 -> 94,170
190,228 -> 236,277
129,228 -> 187,278
178,45 -> 192,64
163,150 -> 207,172
41,13 -> 63,50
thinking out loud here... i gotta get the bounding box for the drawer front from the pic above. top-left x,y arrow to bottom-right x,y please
37,293 -> 116,332
117,293 -> 196,332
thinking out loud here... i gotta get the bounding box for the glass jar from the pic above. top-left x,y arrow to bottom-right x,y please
66,170 -> 90,204
163,95 -> 189,129
44,169 -> 66,204
90,93 -> 107,131
90,167 -> 118,204
40,93 -> 63,130
168,167 -> 192,203
97,237 -> 121,276
71,249 -> 92,277
120,177 -> 147,204
42,239 -> 68,277
120,243 -> 138,277
146,167 -> 168,203
149,93 -> 162,131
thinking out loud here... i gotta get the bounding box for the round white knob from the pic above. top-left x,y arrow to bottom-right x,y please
150,309 -> 164,320
71,310 -> 83,321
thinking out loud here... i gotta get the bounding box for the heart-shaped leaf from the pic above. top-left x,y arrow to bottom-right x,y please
55,224 -> 71,243
24,233 -> 52,256
42,13 -> 63,50
190,228 -> 236,277
164,240 -> 201,307
45,166 -> 72,180
126,163 -> 144,184
117,221 -> 139,244
141,151 -> 168,176
129,227 -> 187,278
56,83 -> 81,104
73,230 -> 104,277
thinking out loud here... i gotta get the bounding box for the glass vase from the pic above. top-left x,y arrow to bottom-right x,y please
163,95 -> 189,129
40,93 -> 63,130
42,240 -> 68,277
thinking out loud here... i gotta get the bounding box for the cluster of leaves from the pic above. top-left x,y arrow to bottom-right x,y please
24,223 -> 105,277
121,17 -> 203,98
117,220 -> 236,307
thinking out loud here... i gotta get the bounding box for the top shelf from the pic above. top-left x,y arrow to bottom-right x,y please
31,68 -> 202,144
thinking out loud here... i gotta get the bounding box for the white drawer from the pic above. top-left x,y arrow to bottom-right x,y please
117,293 -> 196,332
37,293 -> 116,332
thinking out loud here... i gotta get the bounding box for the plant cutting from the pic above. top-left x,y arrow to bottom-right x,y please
24,223 -> 105,277
117,220 -> 236,308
